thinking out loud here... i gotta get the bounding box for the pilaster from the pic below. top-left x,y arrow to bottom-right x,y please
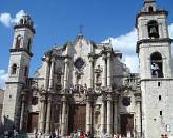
63,57 -> 69,91
107,52 -> 111,88
102,53 -> 107,88
39,91 -> 46,133
61,95 -> 67,136
106,93 -> 113,136
19,89 -> 27,131
135,91 -> 142,138
45,93 -> 53,134
100,93 -> 106,134
89,57 -> 94,89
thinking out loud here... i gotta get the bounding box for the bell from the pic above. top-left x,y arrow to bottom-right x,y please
149,27 -> 157,34
149,27 -> 159,38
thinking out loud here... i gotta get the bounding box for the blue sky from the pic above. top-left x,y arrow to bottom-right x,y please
0,0 -> 173,89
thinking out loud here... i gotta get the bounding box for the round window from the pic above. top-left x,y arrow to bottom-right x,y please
74,58 -> 85,70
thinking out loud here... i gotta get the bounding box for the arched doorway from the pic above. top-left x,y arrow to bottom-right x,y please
68,104 -> 86,134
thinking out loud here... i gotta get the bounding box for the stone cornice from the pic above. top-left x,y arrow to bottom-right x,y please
88,53 -> 101,59
14,24 -> 36,34
5,81 -> 25,85
136,38 -> 173,53
42,54 -> 71,62
136,10 -> 168,27
9,48 -> 33,57
140,78 -> 173,82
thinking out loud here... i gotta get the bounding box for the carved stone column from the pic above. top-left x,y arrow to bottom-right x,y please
39,92 -> 46,133
45,94 -> 53,134
44,56 -> 51,90
113,95 -> 118,134
106,94 -> 113,136
89,57 -> 94,89
19,89 -> 27,131
86,95 -> 91,133
102,53 -> 107,87
135,92 -> 142,138
45,55 -> 55,134
100,95 -> 106,134
48,57 -> 55,90
107,52 -> 111,88
50,102 -> 55,133
63,58 -> 68,90
61,96 -> 67,136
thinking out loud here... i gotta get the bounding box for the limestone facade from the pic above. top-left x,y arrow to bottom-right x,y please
1,0 -> 173,138
136,0 -> 173,137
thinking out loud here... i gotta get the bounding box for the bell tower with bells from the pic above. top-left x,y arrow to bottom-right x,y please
136,0 -> 173,137
2,12 -> 35,131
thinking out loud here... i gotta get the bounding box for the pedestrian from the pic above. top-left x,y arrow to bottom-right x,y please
127,131 -> 130,138
73,130 -> 78,138
113,134 -> 118,138
14,129 -> 19,138
34,129 -> 38,138
49,132 -> 53,138
38,131 -> 42,138
79,131 -> 85,138
55,129 -> 59,138
86,131 -> 94,138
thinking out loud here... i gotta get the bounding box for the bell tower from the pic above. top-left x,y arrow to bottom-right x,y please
137,0 -> 172,79
2,12 -> 35,131
136,0 -> 173,137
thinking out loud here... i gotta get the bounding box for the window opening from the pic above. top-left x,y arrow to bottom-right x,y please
148,20 -> 159,38
150,52 -> 163,78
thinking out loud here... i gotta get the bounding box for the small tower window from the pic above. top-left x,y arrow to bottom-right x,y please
12,64 -> 17,74
158,82 -> 161,86
160,111 -> 162,116
20,19 -> 23,24
148,6 -> 154,12
27,39 -> 32,52
159,95 -> 162,101
148,20 -> 159,38
150,52 -> 163,78
16,35 -> 21,49
9,94 -> 12,99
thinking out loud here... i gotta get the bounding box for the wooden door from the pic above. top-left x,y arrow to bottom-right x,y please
27,113 -> 39,133
68,104 -> 86,134
120,114 -> 134,137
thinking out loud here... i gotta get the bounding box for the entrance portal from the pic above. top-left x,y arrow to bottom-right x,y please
120,114 -> 134,137
68,104 -> 86,134
27,112 -> 39,133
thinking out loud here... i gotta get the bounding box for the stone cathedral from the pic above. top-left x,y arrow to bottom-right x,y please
1,0 -> 173,138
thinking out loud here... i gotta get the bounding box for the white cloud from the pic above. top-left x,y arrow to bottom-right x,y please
0,10 -> 25,28
169,23 -> 173,39
103,23 -> 173,73
0,70 -> 8,90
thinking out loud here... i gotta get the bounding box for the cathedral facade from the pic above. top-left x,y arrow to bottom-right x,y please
1,0 -> 173,138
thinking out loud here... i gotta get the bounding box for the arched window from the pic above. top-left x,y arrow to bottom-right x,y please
148,20 -> 159,38
27,39 -> 32,52
12,64 -> 17,74
15,35 -> 21,49
74,57 -> 85,71
148,6 -> 154,12
20,19 -> 23,24
150,52 -> 163,78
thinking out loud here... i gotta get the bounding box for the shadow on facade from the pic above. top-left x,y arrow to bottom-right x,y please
0,117 -> 29,138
